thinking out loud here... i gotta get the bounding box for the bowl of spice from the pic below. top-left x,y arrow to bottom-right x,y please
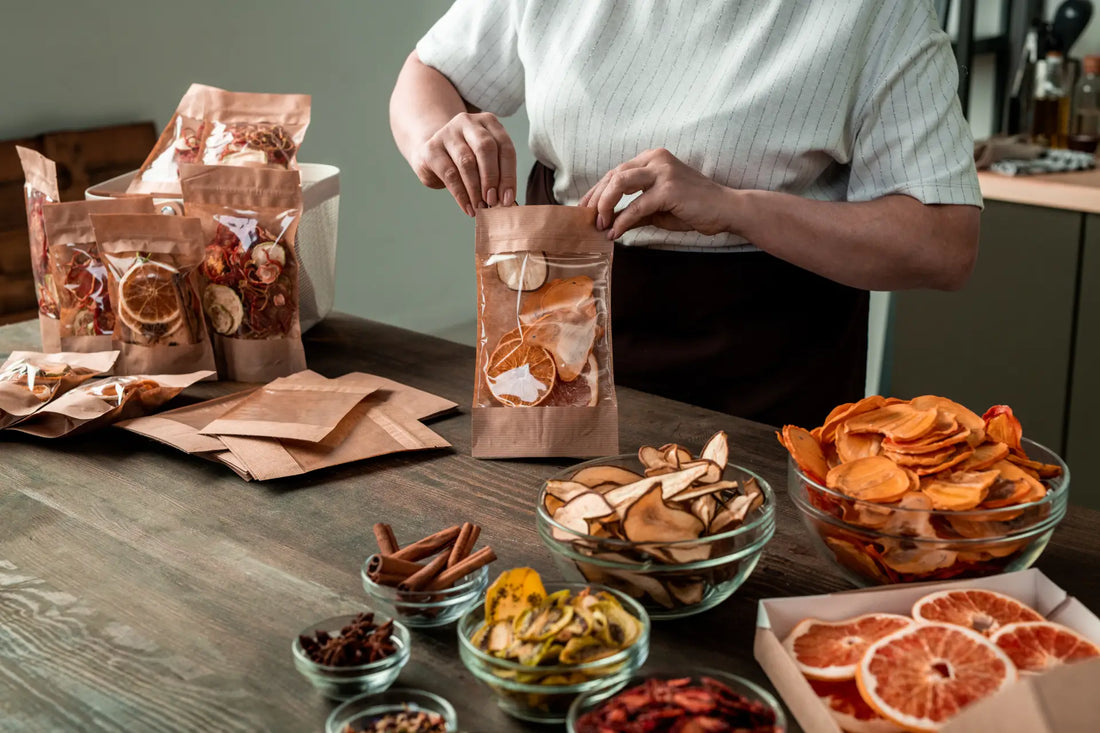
325,689 -> 457,733
362,522 -> 496,628
458,568 -> 650,724
293,612 -> 410,699
567,671 -> 786,732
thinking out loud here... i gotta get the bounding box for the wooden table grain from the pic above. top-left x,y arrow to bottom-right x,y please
2,314 -> 1098,733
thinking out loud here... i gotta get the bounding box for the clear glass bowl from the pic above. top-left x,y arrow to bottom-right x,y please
567,670 -> 787,732
789,437 -> 1069,586
292,614 -> 410,700
457,582 -> 650,724
325,688 -> 458,733
361,563 -> 489,628
537,455 -> 776,619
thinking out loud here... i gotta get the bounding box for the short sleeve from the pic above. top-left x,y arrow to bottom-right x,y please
416,0 -> 526,117
847,8 -> 982,208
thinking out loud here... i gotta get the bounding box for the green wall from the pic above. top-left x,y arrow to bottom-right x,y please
0,0 -> 533,345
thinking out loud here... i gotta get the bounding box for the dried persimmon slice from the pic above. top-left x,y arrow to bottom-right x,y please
835,428 -> 883,463
842,404 -> 938,442
820,395 -> 887,444
922,469 -> 1000,510
1005,453 -> 1063,479
780,425 -> 830,483
912,444 -> 974,476
910,395 -> 985,431
983,405 -> 1023,453
826,455 -> 911,503
486,338 -> 557,407
954,441 -> 1010,472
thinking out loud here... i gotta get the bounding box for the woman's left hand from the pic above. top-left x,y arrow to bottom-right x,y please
580,148 -> 735,240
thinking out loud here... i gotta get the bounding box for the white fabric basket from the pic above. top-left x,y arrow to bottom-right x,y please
85,163 -> 340,332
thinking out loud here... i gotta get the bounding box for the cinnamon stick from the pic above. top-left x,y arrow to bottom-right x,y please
370,571 -> 409,586
372,523 -> 399,555
398,551 -> 450,592
447,522 -> 479,568
428,546 -> 497,590
366,553 -> 424,581
390,525 -> 461,562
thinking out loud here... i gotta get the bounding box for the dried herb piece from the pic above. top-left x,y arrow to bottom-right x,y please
298,612 -> 396,667
574,676 -> 779,733
343,708 -> 448,733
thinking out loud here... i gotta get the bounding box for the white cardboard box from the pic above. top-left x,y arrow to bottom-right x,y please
755,569 -> 1100,732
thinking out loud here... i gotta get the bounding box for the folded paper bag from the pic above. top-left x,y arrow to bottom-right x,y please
1,350 -> 119,429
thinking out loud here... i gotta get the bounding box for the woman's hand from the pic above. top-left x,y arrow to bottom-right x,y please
580,148 -> 735,240
410,111 -> 518,217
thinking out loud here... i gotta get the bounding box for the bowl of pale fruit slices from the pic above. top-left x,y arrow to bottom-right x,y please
780,396 -> 1068,586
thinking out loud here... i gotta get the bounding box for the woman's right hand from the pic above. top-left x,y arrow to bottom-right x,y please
410,111 -> 518,217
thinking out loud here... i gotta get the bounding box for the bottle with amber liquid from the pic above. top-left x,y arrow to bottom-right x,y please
1070,55 -> 1100,153
1032,52 -> 1071,148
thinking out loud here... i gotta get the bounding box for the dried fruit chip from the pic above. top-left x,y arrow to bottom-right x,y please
783,613 -> 914,680
486,337 -> 557,407
911,588 -> 1043,635
990,621 -> 1100,673
494,251 -> 548,291
779,425 -> 830,483
826,456 -> 911,503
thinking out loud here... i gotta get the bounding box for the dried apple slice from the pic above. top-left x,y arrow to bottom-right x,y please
700,430 -> 729,470
826,456 -> 911,503
570,465 -> 643,488
621,486 -> 704,543
494,251 -> 547,291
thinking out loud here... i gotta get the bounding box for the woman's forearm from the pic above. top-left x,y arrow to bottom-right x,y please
727,190 -> 980,291
389,51 -> 468,164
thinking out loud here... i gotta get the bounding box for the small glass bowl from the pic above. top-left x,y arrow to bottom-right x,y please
361,562 -> 489,628
457,582 -> 650,724
789,437 -> 1069,586
566,670 -> 787,732
325,688 -> 458,733
537,455 -> 776,619
292,614 -> 410,700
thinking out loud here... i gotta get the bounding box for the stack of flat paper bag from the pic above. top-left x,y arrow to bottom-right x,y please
118,371 -> 457,480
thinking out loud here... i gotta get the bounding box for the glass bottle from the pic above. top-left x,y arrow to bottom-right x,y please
1070,55 -> 1100,153
1032,52 -> 1071,148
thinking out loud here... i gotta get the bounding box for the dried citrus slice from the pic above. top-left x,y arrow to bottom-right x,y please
486,337 -> 556,407
783,613 -> 914,680
118,260 -> 182,327
856,623 -> 1017,733
780,425 -> 830,483
826,456 -> 911,503
912,589 -> 1043,635
810,679 -> 903,733
990,621 -> 1100,673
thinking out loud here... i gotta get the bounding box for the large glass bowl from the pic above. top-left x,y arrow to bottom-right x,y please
537,455 -> 776,619
457,582 -> 650,724
292,614 -> 411,700
325,688 -> 457,733
789,437 -> 1069,586
567,670 -> 787,732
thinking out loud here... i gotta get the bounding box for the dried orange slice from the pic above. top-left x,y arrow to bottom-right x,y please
783,613 -> 914,680
991,621 -> 1100,673
921,469 -> 1000,511
856,623 -> 1017,733
826,456 -> 911,503
912,589 -> 1043,635
780,425 -> 829,483
118,260 -> 182,328
486,337 -> 556,407
810,679 -> 904,733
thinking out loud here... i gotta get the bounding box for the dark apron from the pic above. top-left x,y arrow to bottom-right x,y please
526,161 -> 869,428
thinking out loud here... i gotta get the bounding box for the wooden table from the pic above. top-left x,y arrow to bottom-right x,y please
2,314 -> 1098,732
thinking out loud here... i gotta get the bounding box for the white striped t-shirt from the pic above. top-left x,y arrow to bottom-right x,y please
417,0 -> 983,252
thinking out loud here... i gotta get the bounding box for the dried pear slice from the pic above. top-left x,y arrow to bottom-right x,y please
700,430 -> 729,470
709,494 -> 753,534
559,636 -> 619,665
621,485 -> 704,543
668,580 -> 706,606
545,480 -> 593,503
689,494 -> 718,527
495,251 -> 547,291
680,459 -> 721,484
202,283 -> 244,336
551,492 -> 614,540
669,479 -> 739,503
569,465 -> 644,488
485,568 -> 546,624
515,603 -> 574,642
638,445 -> 667,470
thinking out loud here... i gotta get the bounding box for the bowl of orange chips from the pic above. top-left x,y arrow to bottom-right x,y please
780,396 -> 1069,586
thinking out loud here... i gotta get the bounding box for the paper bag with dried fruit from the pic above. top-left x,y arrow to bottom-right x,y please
0,350 -> 118,430
9,370 -> 213,438
127,83 -> 211,196
90,213 -> 217,377
16,146 -> 61,351
180,164 -> 307,382
43,197 -> 156,353
472,206 -> 617,458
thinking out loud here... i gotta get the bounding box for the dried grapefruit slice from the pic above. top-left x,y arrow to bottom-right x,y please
118,260 -> 182,327
991,621 -> 1100,673
486,338 -> 557,407
826,456 -> 911,503
912,589 -> 1042,635
783,613 -> 914,680
810,679 -> 903,733
856,623 -> 1017,733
